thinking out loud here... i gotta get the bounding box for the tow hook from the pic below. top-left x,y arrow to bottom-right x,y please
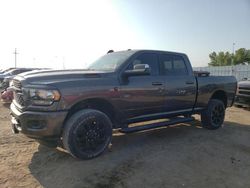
11,124 -> 19,134
10,113 -> 20,134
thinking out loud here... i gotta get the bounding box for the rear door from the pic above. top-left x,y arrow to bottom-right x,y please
159,54 -> 196,112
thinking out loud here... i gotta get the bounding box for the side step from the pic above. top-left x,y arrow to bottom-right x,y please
120,117 -> 194,133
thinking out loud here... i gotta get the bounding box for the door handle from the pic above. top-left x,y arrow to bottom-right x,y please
186,81 -> 194,85
152,82 -> 163,86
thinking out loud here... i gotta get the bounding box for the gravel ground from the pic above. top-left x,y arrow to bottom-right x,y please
0,103 -> 250,188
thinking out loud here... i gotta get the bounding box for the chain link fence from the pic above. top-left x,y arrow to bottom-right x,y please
193,65 -> 250,81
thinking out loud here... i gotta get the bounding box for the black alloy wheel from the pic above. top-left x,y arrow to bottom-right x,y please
201,99 -> 225,130
63,109 -> 112,159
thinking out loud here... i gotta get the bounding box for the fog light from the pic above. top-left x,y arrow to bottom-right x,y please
27,120 -> 46,130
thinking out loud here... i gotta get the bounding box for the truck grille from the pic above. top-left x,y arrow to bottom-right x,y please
14,92 -> 25,106
13,79 -> 22,90
238,86 -> 250,96
12,80 -> 25,107
239,91 -> 250,95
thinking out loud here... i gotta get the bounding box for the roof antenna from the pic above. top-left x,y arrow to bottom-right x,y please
107,50 -> 114,54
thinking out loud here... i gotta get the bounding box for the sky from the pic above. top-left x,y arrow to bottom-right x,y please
0,0 -> 249,69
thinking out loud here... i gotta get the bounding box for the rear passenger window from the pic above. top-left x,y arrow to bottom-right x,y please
173,56 -> 188,75
159,54 -> 188,76
127,53 -> 159,75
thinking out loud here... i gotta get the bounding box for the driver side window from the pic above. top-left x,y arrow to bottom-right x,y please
127,53 -> 159,75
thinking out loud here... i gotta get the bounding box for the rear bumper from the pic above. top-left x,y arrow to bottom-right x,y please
10,103 -> 68,139
234,95 -> 250,107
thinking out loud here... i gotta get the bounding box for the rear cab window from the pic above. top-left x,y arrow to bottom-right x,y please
159,54 -> 188,76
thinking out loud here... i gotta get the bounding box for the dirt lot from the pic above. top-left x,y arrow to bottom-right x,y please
0,103 -> 250,188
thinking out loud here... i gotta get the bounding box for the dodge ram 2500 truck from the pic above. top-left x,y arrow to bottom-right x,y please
10,50 -> 237,159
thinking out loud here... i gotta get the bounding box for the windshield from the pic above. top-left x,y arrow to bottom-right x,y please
87,51 -> 135,71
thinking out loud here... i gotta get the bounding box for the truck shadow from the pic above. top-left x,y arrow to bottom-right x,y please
28,120 -> 250,188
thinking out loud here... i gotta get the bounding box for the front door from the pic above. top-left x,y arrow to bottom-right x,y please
118,52 -> 165,119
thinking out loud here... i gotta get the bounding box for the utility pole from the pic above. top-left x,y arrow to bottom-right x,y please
13,48 -> 18,68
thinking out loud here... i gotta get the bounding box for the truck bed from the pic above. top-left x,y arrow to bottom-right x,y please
195,76 -> 237,109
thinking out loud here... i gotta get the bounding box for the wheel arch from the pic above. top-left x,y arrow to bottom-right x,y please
63,98 -> 120,130
210,90 -> 227,108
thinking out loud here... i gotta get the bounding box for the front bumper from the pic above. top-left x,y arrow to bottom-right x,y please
10,103 -> 68,139
234,95 -> 250,107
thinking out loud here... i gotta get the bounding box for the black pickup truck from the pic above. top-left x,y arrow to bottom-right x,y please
10,50 -> 237,159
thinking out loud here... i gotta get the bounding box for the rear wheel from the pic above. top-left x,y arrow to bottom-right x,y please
201,99 -> 225,130
63,109 -> 112,159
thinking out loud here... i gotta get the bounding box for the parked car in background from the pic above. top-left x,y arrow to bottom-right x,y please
235,78 -> 250,107
0,68 -> 37,88
0,68 -> 15,75
1,68 -> 48,103
1,75 -> 14,90
1,68 -> 36,89
0,69 -> 20,87
1,88 -> 13,103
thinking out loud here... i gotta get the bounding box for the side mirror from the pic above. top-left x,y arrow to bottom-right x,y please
123,64 -> 150,77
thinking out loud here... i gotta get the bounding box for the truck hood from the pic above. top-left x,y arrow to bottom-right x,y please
15,69 -> 109,85
238,80 -> 250,88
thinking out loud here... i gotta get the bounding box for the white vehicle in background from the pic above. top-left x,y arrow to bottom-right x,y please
0,68 -> 35,88
235,78 -> 250,108
0,68 -> 15,75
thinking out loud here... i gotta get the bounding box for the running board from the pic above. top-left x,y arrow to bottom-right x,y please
120,117 -> 194,133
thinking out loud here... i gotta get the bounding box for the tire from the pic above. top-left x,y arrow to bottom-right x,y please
63,109 -> 112,159
201,99 -> 225,130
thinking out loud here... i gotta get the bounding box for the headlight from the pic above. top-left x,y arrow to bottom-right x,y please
24,88 -> 61,106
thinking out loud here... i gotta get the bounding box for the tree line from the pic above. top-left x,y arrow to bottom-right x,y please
208,48 -> 250,66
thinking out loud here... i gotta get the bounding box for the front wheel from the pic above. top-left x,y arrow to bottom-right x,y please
63,109 -> 112,159
201,99 -> 225,130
